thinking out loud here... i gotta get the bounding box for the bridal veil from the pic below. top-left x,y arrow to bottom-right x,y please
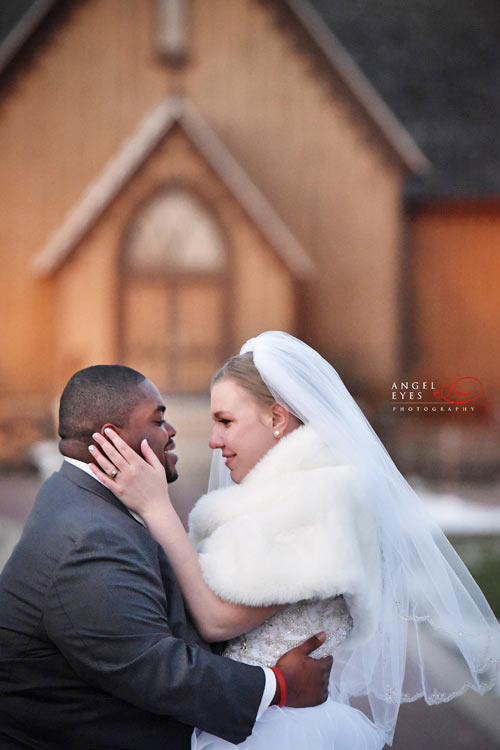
208,331 -> 500,746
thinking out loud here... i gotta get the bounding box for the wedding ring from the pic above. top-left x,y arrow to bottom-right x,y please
109,469 -> 118,479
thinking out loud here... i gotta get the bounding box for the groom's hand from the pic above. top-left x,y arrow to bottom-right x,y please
273,632 -> 332,707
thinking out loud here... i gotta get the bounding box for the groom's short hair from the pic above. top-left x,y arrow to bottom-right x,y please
58,365 -> 147,450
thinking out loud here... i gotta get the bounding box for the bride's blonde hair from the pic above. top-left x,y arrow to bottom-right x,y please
211,352 -> 275,408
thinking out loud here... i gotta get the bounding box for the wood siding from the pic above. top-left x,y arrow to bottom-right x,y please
0,0 -> 167,396
409,201 -> 500,401
185,0 -> 403,385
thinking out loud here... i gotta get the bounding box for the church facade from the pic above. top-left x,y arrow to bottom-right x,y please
0,0 -> 426,463
2,0 -> 497,473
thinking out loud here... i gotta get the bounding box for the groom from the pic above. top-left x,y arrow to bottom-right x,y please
0,365 -> 332,749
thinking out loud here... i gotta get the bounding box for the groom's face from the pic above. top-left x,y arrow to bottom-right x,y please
119,380 -> 179,483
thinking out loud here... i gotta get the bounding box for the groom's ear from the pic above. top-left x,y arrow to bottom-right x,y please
99,422 -> 122,437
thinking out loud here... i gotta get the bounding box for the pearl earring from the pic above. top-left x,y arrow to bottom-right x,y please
274,430 -> 281,438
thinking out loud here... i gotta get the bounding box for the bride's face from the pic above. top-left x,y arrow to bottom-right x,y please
209,378 -> 277,483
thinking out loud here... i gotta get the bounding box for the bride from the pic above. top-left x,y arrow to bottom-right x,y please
90,331 -> 500,748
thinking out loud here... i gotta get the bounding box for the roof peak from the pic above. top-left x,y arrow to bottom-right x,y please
31,96 -> 315,278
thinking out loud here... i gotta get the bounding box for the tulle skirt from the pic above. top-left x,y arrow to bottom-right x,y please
191,697 -> 387,750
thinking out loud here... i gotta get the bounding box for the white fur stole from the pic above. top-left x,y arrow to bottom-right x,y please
189,425 -> 382,644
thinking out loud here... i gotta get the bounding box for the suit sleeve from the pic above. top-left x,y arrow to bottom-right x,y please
42,521 -> 265,744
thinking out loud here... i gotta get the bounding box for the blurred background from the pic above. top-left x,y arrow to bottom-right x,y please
0,1 -> 499,747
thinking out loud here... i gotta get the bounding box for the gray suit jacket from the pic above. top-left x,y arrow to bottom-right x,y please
0,462 -> 264,749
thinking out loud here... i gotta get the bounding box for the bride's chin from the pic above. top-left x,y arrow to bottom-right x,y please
229,467 -> 244,484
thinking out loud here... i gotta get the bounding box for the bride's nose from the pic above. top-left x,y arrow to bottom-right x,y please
209,425 -> 224,450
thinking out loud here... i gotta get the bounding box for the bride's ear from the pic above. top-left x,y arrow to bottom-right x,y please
270,403 -> 290,437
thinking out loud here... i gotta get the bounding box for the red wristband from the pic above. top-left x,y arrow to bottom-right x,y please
270,666 -> 287,708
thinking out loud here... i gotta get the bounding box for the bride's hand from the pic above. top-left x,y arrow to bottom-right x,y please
88,428 -> 172,522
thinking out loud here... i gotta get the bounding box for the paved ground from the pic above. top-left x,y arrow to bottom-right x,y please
0,470 -> 499,749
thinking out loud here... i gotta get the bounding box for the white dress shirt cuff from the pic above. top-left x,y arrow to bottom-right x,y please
257,668 -> 277,719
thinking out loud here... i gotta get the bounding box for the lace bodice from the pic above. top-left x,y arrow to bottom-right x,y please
223,595 -> 353,667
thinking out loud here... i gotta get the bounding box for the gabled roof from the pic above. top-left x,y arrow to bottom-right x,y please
1,0 -> 426,179
306,0 -> 500,200
6,0 -> 497,200
275,0 -> 427,175
30,96 -> 316,278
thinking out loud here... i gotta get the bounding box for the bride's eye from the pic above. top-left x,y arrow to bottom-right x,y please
219,418 -> 231,425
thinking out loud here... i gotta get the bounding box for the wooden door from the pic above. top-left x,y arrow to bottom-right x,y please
120,186 -> 230,393
122,274 -> 227,393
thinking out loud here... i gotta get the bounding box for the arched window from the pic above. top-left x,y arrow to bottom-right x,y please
126,188 -> 226,273
120,186 -> 229,393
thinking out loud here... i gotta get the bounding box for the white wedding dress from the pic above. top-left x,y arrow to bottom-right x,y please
191,596 -> 387,750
